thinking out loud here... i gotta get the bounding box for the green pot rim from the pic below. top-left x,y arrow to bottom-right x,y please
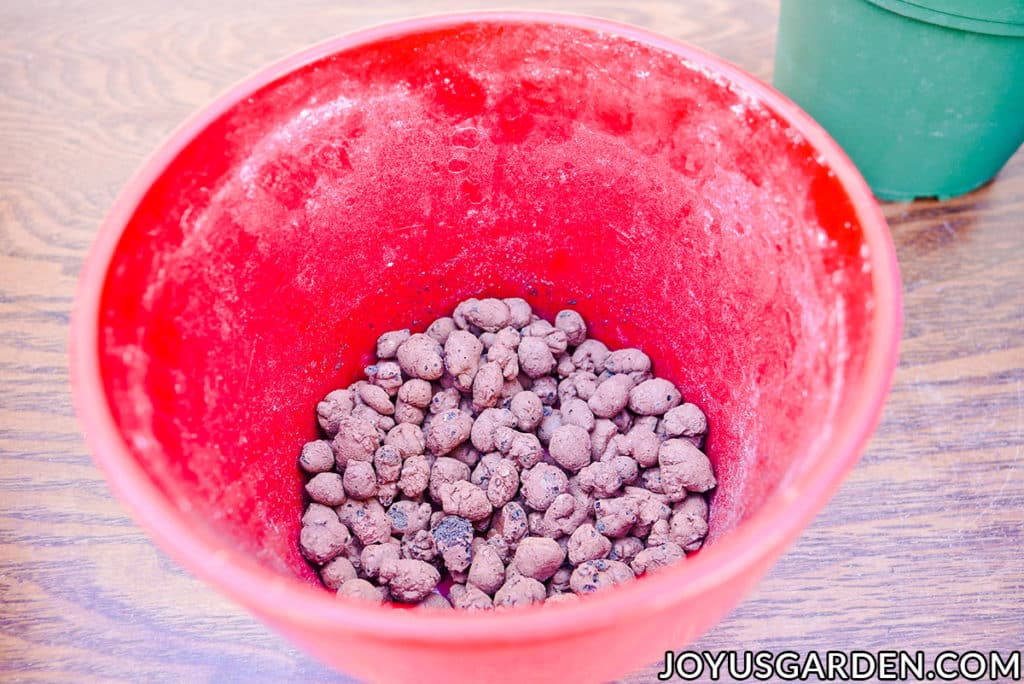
865,0 -> 1024,37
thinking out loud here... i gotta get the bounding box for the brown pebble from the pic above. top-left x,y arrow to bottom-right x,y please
377,483 -> 399,508
545,330 -> 569,356
541,492 -> 590,537
556,353 -> 576,378
554,309 -> 587,345
647,519 -> 671,547
393,400 -> 425,425
567,523 -> 612,564
494,574 -> 546,607
319,556 -> 357,590
609,536 -> 644,564
360,541 -> 401,579
398,454 -> 431,498
387,500 -> 433,536
527,511 -> 547,537
661,402 -> 708,439
658,439 -> 717,499
486,458 -> 520,508
488,327 -> 522,376
449,443 -> 481,468
357,382 -> 395,415
468,541 -> 506,594
426,409 -> 474,456
470,408 -> 517,452
417,591 -> 453,610
531,376 -> 559,405
441,480 -> 492,521
492,502 -> 529,544
548,424 -> 592,472
631,542 -> 685,576
306,472 -> 346,506
560,398 -> 595,431
373,445 -> 403,484
317,389 -> 356,436
338,499 -> 391,545
610,456 -> 639,485
601,434 -> 629,461
513,537 -> 566,581
450,583 -> 494,610
491,426 -> 520,454
299,440 -> 335,474
535,409 -> 563,446
544,592 -> 579,606
520,318 -> 553,338
397,379 -> 433,408
589,419 -> 619,459
428,457 -> 471,502
366,361 -> 403,396
670,493 -> 710,551
627,427 -> 662,467
452,299 -> 479,330
383,423 -> 425,458
593,496 -> 639,538
300,517 -> 351,564
517,336 -> 555,379
380,558 -> 440,603
628,378 -> 682,416
576,461 -> 623,499
432,515 -> 475,572
444,330 -> 484,392
634,414 -> 658,431
484,534 -> 514,565
601,348 -> 651,375
332,416 -> 380,467
350,404 -> 393,437
430,387 -> 460,414
343,461 -> 378,500
569,559 -> 635,594
462,298 -> 510,332
508,431 -> 543,469
631,520 -> 653,539
520,463 -> 569,511
337,578 -> 383,602
611,410 -> 634,433
376,329 -> 411,359
396,333 -> 444,380
470,452 -> 503,489
587,374 -> 634,419
488,344 -> 520,381
425,317 -> 457,344
401,529 -> 438,562
571,340 -> 609,373
547,566 -> 573,595
509,391 -> 544,431
634,491 -> 672,528
501,298 -> 530,327
472,361 -> 504,410
571,372 -> 600,403
640,467 -> 664,494
302,502 -> 338,526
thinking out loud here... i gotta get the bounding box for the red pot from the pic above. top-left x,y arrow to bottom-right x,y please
70,12 -> 902,684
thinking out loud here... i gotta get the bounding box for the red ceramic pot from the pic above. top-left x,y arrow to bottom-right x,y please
70,12 -> 902,684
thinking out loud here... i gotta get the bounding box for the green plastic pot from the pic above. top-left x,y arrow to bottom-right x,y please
774,0 -> 1024,200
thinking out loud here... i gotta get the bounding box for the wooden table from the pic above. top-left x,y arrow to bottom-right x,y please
2,1 -> 1021,681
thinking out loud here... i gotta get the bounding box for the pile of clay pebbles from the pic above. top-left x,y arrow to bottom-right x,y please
299,298 -> 715,609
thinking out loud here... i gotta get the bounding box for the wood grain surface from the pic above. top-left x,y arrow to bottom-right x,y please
1,0 -> 1021,681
